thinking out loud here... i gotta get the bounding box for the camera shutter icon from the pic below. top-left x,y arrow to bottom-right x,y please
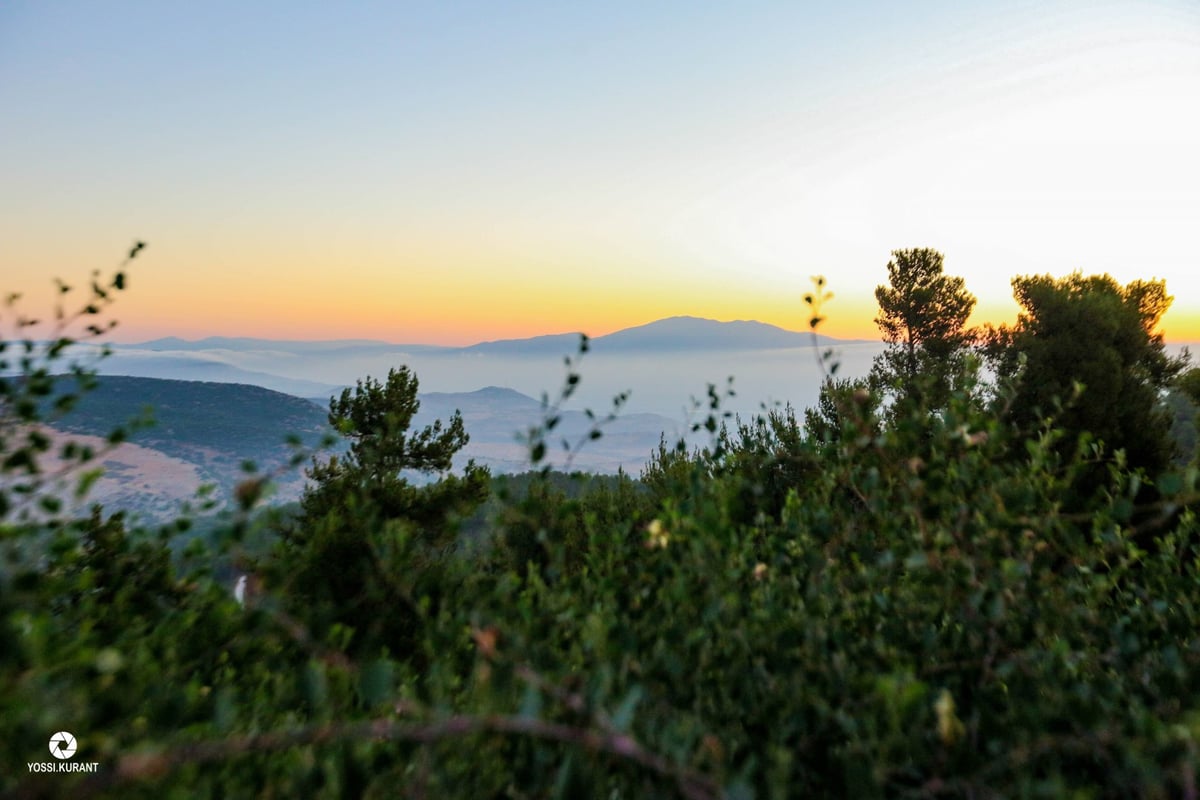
49,731 -> 78,760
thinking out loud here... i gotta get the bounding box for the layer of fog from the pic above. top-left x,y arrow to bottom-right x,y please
101,342 -> 887,420
83,339 -> 1195,427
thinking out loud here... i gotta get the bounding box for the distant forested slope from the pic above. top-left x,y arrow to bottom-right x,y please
49,375 -> 334,496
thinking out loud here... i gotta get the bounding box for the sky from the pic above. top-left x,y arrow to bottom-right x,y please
2,1 -> 1198,344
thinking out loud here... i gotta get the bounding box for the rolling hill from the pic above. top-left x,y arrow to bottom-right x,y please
95,352 -> 341,397
44,377 -> 686,518
49,376 -> 335,513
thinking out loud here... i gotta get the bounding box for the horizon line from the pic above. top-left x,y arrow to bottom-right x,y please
108,315 -> 882,348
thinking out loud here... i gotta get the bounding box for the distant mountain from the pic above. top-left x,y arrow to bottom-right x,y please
129,336 -> 451,355
460,333 -> 584,356
593,316 -> 850,351
97,353 -> 340,397
456,316 -> 857,355
414,385 -> 543,415
127,317 -> 864,359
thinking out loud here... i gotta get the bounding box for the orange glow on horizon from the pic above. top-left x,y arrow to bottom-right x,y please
9,239 -> 1198,348
97,285 -> 1200,347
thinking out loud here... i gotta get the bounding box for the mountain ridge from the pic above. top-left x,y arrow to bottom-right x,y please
131,336 -> 450,355
124,316 -> 871,354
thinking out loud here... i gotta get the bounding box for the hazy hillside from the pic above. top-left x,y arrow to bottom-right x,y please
409,386 -> 692,474
460,332 -> 585,356
96,351 -> 341,397
46,378 -> 683,516
51,376 -> 335,511
21,426 -> 208,521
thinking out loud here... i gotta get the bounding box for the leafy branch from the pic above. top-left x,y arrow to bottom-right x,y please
0,242 -> 147,523
524,333 -> 631,471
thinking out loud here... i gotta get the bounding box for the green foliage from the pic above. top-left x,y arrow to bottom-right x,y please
710,407 -> 817,526
871,248 -> 977,411
489,469 -> 652,581
0,244 -> 142,522
6,255 -> 1200,800
299,366 -> 489,533
273,367 -> 489,657
802,377 -> 879,445
985,271 -> 1184,478
523,333 -> 631,471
